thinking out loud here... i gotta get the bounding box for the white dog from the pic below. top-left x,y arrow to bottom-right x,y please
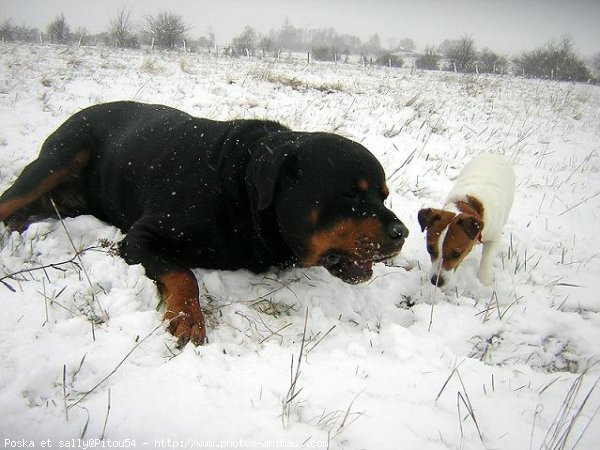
418,153 -> 515,287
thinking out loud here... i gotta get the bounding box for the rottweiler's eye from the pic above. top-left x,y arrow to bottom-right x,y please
344,193 -> 361,202
427,244 -> 435,255
449,250 -> 462,259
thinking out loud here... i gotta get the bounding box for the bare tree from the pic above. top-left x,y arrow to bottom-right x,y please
276,17 -> 302,53
398,37 -> 416,52
143,11 -> 188,49
197,34 -> 215,52
442,36 -> 477,72
478,48 -> 508,74
47,12 -> 70,44
107,7 -> 135,48
592,52 -> 600,79
0,19 -> 14,42
13,25 -> 39,43
362,33 -> 382,56
74,26 -> 88,46
258,33 -> 275,57
232,26 -> 257,56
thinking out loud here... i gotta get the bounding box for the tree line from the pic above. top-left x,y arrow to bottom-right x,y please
0,9 -> 598,82
417,35 -> 596,82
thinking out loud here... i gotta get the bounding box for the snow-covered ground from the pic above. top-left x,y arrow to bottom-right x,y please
1,43 -> 599,449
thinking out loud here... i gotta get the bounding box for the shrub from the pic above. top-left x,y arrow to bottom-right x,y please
0,19 -> 14,42
416,46 -> 440,70
478,48 -> 508,74
13,25 -> 39,43
375,51 -> 404,68
514,36 -> 592,82
592,52 -> 600,80
311,46 -> 338,62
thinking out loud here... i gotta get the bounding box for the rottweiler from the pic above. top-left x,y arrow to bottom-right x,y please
0,101 -> 409,346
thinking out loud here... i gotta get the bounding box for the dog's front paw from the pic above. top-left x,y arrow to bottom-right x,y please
158,271 -> 207,347
165,307 -> 207,347
478,268 -> 494,286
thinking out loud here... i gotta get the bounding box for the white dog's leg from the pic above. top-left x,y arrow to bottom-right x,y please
478,240 -> 499,285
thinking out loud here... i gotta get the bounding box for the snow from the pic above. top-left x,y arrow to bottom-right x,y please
1,43 -> 600,449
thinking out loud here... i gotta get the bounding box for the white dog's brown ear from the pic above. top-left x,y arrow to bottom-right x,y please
457,215 -> 483,240
418,208 -> 440,232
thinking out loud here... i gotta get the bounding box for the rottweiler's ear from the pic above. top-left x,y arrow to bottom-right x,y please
247,145 -> 298,211
418,208 -> 441,232
457,215 -> 484,240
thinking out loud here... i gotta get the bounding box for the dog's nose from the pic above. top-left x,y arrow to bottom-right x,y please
431,274 -> 445,287
387,221 -> 409,240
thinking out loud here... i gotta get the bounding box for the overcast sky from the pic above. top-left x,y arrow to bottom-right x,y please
4,0 -> 600,56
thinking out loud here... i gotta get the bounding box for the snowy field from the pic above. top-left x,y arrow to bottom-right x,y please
1,43 -> 600,449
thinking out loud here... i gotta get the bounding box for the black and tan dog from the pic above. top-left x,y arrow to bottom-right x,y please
0,101 -> 408,345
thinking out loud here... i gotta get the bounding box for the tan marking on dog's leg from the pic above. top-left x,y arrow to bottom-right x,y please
159,270 -> 207,347
0,150 -> 91,222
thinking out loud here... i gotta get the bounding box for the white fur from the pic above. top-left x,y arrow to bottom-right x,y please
430,153 -> 515,286
429,226 -> 448,285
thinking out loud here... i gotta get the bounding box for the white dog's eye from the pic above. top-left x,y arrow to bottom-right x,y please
427,244 -> 435,255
